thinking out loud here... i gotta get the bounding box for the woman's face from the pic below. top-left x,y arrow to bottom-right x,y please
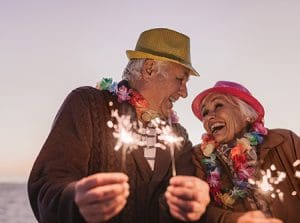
201,93 -> 248,144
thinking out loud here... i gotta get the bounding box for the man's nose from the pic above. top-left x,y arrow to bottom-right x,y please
179,81 -> 188,98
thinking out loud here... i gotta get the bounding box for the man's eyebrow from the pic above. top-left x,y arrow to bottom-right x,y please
184,71 -> 190,81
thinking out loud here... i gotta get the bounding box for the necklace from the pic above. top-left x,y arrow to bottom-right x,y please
96,78 -> 179,123
200,131 -> 265,208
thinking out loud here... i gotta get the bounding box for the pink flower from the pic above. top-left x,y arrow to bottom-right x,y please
238,166 -> 255,180
170,110 -> 179,123
117,85 -> 131,102
253,121 -> 268,135
208,170 -> 221,188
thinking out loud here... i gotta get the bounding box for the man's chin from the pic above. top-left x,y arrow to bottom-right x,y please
161,109 -> 172,119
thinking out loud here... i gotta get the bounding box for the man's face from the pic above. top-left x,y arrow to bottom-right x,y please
201,94 -> 248,144
147,61 -> 190,118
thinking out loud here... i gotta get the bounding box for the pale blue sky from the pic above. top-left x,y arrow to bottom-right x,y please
1,0 -> 299,182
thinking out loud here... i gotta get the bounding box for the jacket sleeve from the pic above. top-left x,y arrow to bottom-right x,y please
281,130 -> 300,199
28,88 -> 94,223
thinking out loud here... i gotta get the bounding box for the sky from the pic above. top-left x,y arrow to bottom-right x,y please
1,0 -> 299,182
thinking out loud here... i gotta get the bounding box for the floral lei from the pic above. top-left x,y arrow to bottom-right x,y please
200,122 -> 268,208
96,77 -> 179,123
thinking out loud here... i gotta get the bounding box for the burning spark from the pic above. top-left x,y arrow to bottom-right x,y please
249,164 -> 286,201
293,160 -> 300,167
107,109 -> 145,171
270,164 -> 276,171
107,110 -> 185,175
292,160 -> 300,178
291,191 -> 297,196
157,123 -> 184,176
278,192 -> 284,201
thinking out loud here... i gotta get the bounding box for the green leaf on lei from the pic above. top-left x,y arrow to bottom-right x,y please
245,133 -> 258,146
97,78 -> 113,90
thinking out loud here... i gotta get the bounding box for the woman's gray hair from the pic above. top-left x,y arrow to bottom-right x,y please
234,97 -> 258,123
203,93 -> 258,123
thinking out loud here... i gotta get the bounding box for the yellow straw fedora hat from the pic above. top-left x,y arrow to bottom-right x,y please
126,28 -> 199,76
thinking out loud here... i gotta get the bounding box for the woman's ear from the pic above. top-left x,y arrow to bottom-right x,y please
141,59 -> 155,81
245,116 -> 255,124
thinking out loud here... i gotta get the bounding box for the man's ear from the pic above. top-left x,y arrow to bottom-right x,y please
142,59 -> 155,81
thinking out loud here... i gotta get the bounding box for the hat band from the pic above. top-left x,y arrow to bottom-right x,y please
136,47 -> 190,65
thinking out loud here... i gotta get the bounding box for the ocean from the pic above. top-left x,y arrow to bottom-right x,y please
0,183 -> 37,223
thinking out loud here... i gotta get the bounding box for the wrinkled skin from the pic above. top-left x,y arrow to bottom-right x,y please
201,93 -> 283,222
140,60 -> 190,118
165,176 -> 210,222
201,93 -> 248,144
75,173 -> 129,223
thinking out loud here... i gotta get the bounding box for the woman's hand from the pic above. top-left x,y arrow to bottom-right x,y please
165,175 -> 210,221
74,173 -> 129,223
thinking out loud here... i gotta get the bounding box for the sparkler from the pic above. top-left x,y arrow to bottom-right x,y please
246,158 -> 300,217
155,119 -> 184,176
107,102 -> 183,176
107,105 -> 145,172
293,159 -> 300,179
248,164 -> 286,202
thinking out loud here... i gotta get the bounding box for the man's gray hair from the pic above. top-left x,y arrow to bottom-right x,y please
122,59 -> 170,81
122,59 -> 145,81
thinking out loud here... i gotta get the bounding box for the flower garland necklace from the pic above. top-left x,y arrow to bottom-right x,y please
200,124 -> 267,208
96,77 -> 179,123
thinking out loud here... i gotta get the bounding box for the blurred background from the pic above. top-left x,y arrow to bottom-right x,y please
1,0 -> 299,222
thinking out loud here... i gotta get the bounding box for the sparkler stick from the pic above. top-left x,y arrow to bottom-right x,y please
156,120 -> 183,176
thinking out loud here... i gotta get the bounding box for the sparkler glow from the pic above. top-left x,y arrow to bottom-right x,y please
107,107 -> 145,171
249,164 -> 287,201
107,102 -> 183,175
293,159 -> 300,179
156,122 -> 184,176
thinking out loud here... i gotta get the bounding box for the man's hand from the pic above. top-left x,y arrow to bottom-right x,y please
165,175 -> 210,222
237,211 -> 283,223
74,173 -> 129,223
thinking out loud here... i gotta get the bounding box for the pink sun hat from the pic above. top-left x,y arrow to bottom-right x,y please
191,81 -> 265,122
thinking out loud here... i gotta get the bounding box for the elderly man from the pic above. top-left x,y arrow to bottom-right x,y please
28,28 -> 210,223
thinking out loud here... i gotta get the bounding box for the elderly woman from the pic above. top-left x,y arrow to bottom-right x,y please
191,81 -> 300,223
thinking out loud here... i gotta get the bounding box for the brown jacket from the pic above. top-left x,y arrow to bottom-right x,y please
193,129 -> 300,223
28,87 -> 195,223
